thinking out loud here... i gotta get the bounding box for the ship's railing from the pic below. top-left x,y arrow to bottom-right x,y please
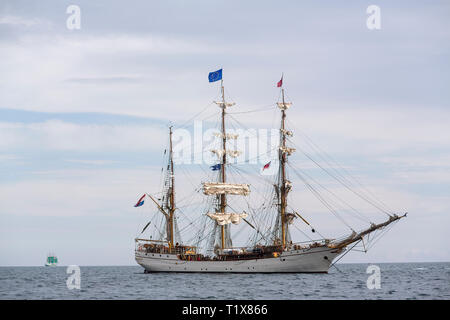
135,238 -> 334,256
213,239 -> 333,253
289,239 -> 335,249
135,238 -> 197,255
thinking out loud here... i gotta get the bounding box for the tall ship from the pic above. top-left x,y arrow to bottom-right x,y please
134,70 -> 406,273
45,254 -> 58,267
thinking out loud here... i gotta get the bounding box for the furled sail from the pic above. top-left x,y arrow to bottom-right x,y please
214,101 -> 236,108
280,146 -> 296,155
283,180 -> 292,194
285,213 -> 296,224
280,129 -> 293,137
210,149 -> 242,158
214,132 -> 239,139
203,182 -> 250,196
206,212 -> 248,225
227,150 -> 241,158
277,102 -> 292,110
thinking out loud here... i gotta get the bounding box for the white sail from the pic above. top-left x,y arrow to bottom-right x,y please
203,182 -> 250,196
227,150 -> 241,158
210,149 -> 242,158
206,212 -> 248,225
277,102 -> 291,110
210,149 -> 225,157
280,146 -> 296,155
214,101 -> 235,108
285,213 -> 296,225
280,129 -> 293,136
214,132 -> 239,139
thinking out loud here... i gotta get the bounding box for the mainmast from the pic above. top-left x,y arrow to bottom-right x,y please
220,80 -> 227,249
203,72 -> 251,251
280,89 -> 287,249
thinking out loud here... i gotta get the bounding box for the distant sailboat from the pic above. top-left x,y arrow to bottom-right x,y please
45,254 -> 58,267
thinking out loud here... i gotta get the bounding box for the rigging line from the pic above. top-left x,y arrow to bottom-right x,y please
287,119 -> 394,214
228,162 -> 278,186
150,214 -> 165,240
157,143 -> 170,199
226,114 -> 262,138
286,204 -> 327,239
329,239 -> 362,269
290,119 -> 394,213
176,201 -> 206,209
176,208 -> 204,234
178,218 -> 201,234
289,138 -> 392,217
365,222 -> 397,251
289,166 -> 349,229
176,102 -> 214,129
287,162 -> 372,225
177,165 -> 201,192
290,165 -> 355,232
244,201 -> 270,243
228,165 -> 280,235
229,187 -> 270,243
228,105 -> 277,114
197,111 -> 221,124
175,183 -> 201,204
224,145 -> 279,241
292,223 -> 315,242
188,225 -> 213,246
245,188 -> 274,243
227,145 -> 279,166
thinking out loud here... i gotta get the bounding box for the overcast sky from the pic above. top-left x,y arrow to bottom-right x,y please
0,0 -> 449,266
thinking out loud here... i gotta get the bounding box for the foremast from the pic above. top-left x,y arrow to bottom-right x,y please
277,86 -> 294,250
168,126 -> 176,252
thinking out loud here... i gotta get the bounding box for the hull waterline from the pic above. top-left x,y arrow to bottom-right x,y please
135,247 -> 344,273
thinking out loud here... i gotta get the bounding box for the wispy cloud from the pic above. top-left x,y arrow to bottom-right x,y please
0,120 -> 166,152
1,1 -> 449,265
64,75 -> 147,84
65,159 -> 118,165
0,15 -> 50,27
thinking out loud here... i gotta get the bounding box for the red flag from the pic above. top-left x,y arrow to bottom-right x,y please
262,161 -> 271,171
277,76 -> 283,88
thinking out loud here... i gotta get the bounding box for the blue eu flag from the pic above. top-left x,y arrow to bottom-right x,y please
208,69 -> 222,82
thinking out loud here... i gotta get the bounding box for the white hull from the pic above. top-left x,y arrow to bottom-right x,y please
135,247 -> 344,273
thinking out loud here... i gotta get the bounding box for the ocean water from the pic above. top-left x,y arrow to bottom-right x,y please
0,262 -> 449,300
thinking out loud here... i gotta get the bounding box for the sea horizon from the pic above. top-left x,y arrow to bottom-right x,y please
2,260 -> 450,268
1,262 -> 449,300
